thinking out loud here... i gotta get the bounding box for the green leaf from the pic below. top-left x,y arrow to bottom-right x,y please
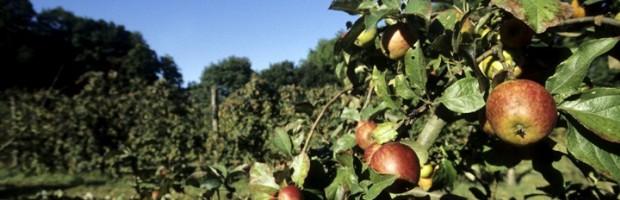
341,107 -> 361,122
201,177 -> 222,190
335,152 -> 355,168
559,88 -> 620,143
435,9 -> 460,30
381,0 -> 401,11
273,128 -> 293,156
404,42 -> 427,95
333,134 -> 357,155
432,159 -> 457,189
292,152 -> 311,187
490,0 -> 570,33
360,102 -> 388,120
325,167 -> 362,199
249,163 -> 279,200
566,120 -> 620,182
372,121 -> 399,144
329,0 -> 363,14
394,75 -> 417,100
438,77 -> 485,113
372,67 -> 399,109
364,172 -> 398,200
404,0 -> 432,21
546,38 -> 619,102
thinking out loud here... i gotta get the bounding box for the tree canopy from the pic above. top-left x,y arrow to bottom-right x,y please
0,0 -> 182,92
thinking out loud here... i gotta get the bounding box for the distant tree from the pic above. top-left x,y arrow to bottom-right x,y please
200,56 -> 255,95
159,55 -> 183,87
0,3 -> 183,92
296,38 -> 340,87
259,60 -> 296,88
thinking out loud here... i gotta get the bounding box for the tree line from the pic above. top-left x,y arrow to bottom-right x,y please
0,0 -> 343,177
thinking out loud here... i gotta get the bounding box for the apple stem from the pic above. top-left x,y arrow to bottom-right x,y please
415,113 -> 447,151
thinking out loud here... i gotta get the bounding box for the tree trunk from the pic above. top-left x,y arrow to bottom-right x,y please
211,85 -> 218,132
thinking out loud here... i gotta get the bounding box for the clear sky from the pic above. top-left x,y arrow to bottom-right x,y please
30,1 -> 356,84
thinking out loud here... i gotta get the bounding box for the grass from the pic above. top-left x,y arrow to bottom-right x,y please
0,168 -> 137,199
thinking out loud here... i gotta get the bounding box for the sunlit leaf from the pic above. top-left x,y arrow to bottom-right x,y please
273,128 -> 293,156
404,42 -> 427,96
329,0 -> 363,14
372,67 -> 399,109
333,134 -> 357,155
491,0 -> 571,33
249,163 -> 279,200
394,74 -> 417,100
292,152 -> 311,187
560,88 -> 620,143
372,121 -> 399,144
546,38 -> 619,102
341,107 -> 361,122
438,77 -> 485,113
404,0 -> 432,21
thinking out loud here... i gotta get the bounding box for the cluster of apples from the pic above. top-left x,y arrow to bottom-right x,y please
355,121 -> 422,192
487,17 -> 559,146
354,22 -> 416,60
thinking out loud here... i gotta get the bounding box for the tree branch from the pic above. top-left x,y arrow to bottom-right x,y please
554,16 -> 620,27
301,87 -> 351,153
415,112 -> 447,151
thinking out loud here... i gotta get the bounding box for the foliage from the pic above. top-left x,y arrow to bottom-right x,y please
2,0 -> 620,199
259,60 -> 297,88
200,56 -> 255,96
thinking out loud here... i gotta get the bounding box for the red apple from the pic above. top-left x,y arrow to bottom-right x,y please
369,142 -> 420,192
277,185 -> 303,200
355,120 -> 377,150
486,79 -> 557,146
363,143 -> 381,163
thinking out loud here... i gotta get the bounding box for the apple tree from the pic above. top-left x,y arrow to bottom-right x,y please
250,0 -> 620,199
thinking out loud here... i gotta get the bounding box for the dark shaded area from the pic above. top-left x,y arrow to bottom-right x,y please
0,0 -> 183,93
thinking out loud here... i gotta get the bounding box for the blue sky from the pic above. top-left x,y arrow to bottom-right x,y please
30,1 -> 356,84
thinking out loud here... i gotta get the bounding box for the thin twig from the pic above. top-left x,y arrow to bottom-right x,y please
476,45 -> 500,63
362,85 -> 374,110
301,88 -> 351,153
554,16 -> 620,27
392,188 -> 446,199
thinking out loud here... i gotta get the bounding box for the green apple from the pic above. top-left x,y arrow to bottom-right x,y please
354,26 -> 377,47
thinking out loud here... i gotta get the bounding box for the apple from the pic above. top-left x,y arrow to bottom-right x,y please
354,26 -> 377,47
418,177 -> 433,191
486,80 -> 557,146
277,185 -> 303,200
478,50 -> 522,79
381,23 -> 417,60
369,142 -> 420,192
151,190 -> 160,200
419,164 -> 434,178
363,143 -> 381,163
500,18 -> 534,49
571,0 -> 586,18
355,120 -> 377,150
